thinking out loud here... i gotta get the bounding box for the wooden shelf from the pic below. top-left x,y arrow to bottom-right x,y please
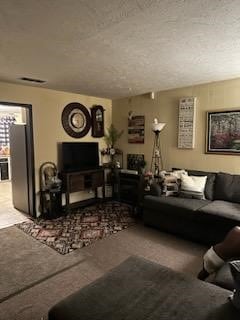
62,168 -> 105,214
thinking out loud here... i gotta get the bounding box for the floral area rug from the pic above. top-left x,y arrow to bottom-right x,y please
16,201 -> 135,254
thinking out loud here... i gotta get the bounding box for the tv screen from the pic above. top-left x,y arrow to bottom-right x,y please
62,142 -> 99,172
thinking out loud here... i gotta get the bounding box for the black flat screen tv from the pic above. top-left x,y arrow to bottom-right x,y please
62,142 -> 99,172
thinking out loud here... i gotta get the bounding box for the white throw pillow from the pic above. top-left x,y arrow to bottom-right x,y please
180,174 -> 207,200
170,169 -> 188,179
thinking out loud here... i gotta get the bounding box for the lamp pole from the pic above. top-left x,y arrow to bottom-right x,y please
150,120 -> 166,179
151,130 -> 163,177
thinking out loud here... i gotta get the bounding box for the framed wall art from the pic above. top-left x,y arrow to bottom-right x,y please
178,97 -> 196,149
206,109 -> 240,154
128,115 -> 145,143
127,154 -> 145,171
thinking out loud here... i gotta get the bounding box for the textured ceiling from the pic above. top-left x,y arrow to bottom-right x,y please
1,0 -> 240,99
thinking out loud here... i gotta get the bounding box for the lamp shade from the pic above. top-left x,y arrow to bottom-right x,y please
152,122 -> 166,133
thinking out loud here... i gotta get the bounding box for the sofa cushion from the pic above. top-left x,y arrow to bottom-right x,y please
215,172 -> 240,203
179,175 -> 207,200
162,173 -> 179,197
49,255 -> 239,320
144,195 -> 210,213
229,260 -> 240,309
213,263 -> 235,291
187,170 -> 216,200
230,260 -> 240,288
198,200 -> 240,222
169,169 -> 188,179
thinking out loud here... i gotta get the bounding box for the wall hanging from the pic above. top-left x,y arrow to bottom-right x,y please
127,154 -> 146,173
91,105 -> 105,137
206,109 -> 240,154
178,97 -> 196,149
128,115 -> 145,143
61,102 -> 91,138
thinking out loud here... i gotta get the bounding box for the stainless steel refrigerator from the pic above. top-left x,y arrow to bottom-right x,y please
9,124 -> 30,214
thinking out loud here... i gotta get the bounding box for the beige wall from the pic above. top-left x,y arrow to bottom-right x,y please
0,81 -> 112,212
113,78 -> 240,174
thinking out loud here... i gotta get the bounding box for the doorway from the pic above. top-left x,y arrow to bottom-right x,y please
0,102 -> 35,229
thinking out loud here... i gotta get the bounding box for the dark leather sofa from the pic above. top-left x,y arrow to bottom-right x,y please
143,170 -> 240,245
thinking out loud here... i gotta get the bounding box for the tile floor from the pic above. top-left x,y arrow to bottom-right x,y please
0,181 -> 29,229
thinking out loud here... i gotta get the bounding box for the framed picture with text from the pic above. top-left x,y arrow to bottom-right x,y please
178,97 -> 196,149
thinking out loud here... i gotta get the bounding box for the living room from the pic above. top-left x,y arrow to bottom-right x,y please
1,1 -> 240,319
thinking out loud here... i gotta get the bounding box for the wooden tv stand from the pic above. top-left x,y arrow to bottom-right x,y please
62,168 -> 105,214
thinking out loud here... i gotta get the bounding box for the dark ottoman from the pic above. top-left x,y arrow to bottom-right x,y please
48,256 -> 239,320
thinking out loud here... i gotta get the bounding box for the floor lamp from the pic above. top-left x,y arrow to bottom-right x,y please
150,119 -> 166,178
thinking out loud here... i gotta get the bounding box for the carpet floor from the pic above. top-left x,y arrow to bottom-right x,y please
16,201 -> 135,254
0,222 -> 207,320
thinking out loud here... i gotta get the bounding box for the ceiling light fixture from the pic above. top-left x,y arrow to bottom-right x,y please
150,92 -> 155,100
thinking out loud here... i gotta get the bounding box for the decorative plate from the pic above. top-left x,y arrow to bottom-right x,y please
61,102 -> 91,138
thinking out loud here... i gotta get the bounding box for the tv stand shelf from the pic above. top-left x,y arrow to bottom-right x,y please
62,168 -> 105,214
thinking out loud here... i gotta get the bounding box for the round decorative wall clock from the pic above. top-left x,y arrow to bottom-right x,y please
61,102 -> 91,138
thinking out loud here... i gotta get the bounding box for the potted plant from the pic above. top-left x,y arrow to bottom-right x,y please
101,124 -> 123,167
104,124 -> 123,147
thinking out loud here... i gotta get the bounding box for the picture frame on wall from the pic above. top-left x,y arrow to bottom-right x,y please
178,97 -> 196,149
128,115 -> 145,143
206,109 -> 240,154
127,154 -> 145,171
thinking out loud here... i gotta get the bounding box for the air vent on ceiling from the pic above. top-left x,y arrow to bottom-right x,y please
19,77 -> 46,84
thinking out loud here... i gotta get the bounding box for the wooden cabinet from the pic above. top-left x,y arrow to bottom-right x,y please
69,175 -> 85,192
114,171 -> 145,208
92,171 -> 104,188
62,168 -> 105,214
